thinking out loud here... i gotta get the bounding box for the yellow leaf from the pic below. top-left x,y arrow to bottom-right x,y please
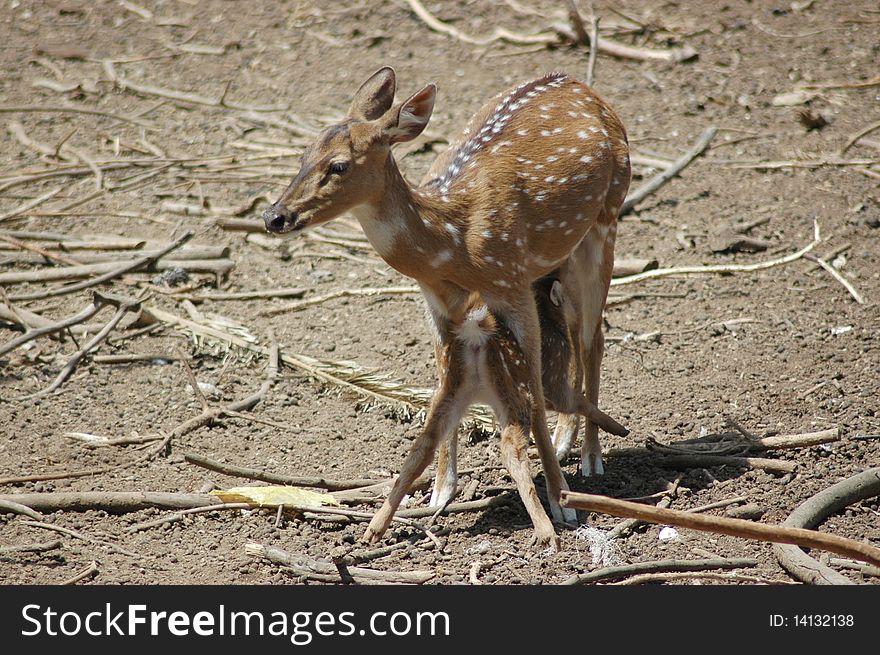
211,485 -> 340,508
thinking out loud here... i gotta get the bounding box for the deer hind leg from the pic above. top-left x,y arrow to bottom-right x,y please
499,420 -> 558,550
364,378 -> 468,544
429,433 -> 458,508
490,293 -> 577,527
575,218 -> 618,476
550,276 -> 585,462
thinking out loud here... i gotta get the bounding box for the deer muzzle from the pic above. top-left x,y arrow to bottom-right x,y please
262,203 -> 299,233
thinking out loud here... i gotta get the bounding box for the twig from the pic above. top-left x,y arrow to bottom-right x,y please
561,557 -> 758,585
621,127 -> 717,215
246,543 -> 435,584
178,349 -> 209,412
0,290 -> 107,358
0,234 -> 82,266
610,219 -> 821,287
654,453 -> 797,474
0,540 -> 62,555
19,520 -> 141,558
183,452 -> 384,492
103,61 -> 283,112
126,503 -> 252,533
259,286 -> 420,316
586,15 -> 600,87
0,491 -> 220,513
20,294 -> 142,400
0,498 -> 44,520
3,231 -> 193,302
750,428 -> 840,451
0,187 -> 64,223
612,570 -> 795,585
804,253 -> 865,304
170,287 -> 306,302
0,104 -> 157,129
774,467 -> 880,584
560,490 -> 880,568
404,0 -> 697,61
839,119 -> 880,155
61,561 -> 98,585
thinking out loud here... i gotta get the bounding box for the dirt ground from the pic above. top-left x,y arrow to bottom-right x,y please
1,0 -> 878,586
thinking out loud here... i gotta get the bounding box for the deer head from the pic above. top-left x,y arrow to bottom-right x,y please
263,67 -> 436,233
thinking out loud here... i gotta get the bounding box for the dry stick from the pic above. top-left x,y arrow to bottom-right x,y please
804,253 -> 865,304
126,502 -> 252,534
0,187 -> 64,223
4,231 -> 193,301
0,235 -> 82,266
620,126 -> 717,215
0,339 -> 278,485
722,157 -> 880,170
20,295 -> 142,400
613,571 -> 794,585
102,61 -> 282,112
259,286 -> 421,317
170,288 -> 307,302
183,452 -> 384,492
0,293 -> 107,356
178,349 -> 209,412
3,245 -> 231,265
0,498 -> 43,520
585,15 -> 601,88
560,490 -> 880,569
0,287 -> 33,330
750,428 -> 840,451
92,353 -> 179,364
610,219 -> 821,288
19,520 -> 141,559
0,104 -> 156,129
404,0 -> 696,62
656,453 -> 797,474
0,540 -> 62,555
774,467 -> 880,585
840,119 -> 880,155
61,561 -> 98,585
246,543 -> 435,584
0,492 -> 220,513
561,557 -> 758,585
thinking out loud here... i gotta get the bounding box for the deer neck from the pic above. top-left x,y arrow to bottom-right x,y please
349,155 -> 470,305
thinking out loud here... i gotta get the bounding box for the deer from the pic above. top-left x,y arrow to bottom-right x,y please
263,67 -> 631,549
426,271 -> 630,527
387,284 -> 628,547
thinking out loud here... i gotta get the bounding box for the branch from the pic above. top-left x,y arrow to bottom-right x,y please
561,556 -> 757,585
621,126 -> 717,215
774,467 -> 880,584
560,490 -> 880,569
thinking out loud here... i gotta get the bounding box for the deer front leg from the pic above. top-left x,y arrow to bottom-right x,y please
364,384 -> 467,544
493,294 -> 577,527
499,421 -> 559,550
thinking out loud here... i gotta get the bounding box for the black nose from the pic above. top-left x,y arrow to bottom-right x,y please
263,205 -> 289,233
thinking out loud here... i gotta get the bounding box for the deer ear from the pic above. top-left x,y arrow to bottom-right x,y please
384,84 -> 436,144
348,67 -> 397,121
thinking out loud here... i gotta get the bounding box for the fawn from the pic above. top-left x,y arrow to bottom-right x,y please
264,67 -> 630,549
424,273 -> 629,544
384,284 -> 627,547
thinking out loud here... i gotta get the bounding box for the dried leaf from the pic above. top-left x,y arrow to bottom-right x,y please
211,485 -> 340,508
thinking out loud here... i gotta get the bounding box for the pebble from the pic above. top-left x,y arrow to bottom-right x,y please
725,503 -> 766,520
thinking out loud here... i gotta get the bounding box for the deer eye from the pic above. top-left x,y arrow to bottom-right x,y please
329,161 -> 350,175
